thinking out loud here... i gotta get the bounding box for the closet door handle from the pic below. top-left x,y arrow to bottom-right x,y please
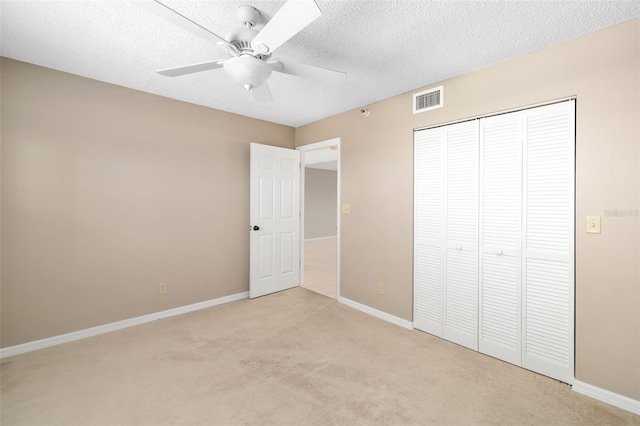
456,244 -> 463,250
496,249 -> 503,255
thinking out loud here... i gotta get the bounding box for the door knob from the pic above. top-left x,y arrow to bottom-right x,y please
496,249 -> 503,255
456,244 -> 462,250
253,225 -> 260,231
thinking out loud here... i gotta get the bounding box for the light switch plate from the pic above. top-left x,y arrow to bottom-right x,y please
586,216 -> 601,234
342,204 -> 351,214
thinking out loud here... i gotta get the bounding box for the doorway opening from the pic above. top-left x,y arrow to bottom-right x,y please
298,138 -> 340,299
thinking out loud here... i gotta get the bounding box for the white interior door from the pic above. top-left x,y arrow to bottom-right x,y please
250,143 -> 300,298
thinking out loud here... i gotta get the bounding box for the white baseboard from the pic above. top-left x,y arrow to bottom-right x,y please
573,380 -> 640,415
338,296 -> 413,330
0,291 -> 249,359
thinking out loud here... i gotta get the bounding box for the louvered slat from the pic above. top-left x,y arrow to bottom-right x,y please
414,246 -> 442,335
415,130 -> 443,245
525,110 -> 571,253
445,250 -> 477,332
481,256 -> 518,342
445,123 -> 478,244
525,259 -> 570,361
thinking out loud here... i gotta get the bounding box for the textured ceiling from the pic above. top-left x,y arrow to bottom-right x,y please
1,1 -> 639,127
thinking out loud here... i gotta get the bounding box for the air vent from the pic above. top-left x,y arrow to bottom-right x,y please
413,86 -> 443,114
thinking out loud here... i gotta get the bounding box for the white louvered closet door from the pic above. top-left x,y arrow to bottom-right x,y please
522,101 -> 575,384
479,113 -> 523,365
414,100 -> 574,384
443,121 -> 479,350
414,127 -> 444,336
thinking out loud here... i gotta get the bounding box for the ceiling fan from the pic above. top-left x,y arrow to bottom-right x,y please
135,0 -> 346,102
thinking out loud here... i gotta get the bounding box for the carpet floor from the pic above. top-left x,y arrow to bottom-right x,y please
1,287 -> 638,425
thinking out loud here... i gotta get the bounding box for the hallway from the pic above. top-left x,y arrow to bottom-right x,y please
302,237 -> 337,299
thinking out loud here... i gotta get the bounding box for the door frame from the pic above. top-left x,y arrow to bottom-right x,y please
297,138 -> 341,298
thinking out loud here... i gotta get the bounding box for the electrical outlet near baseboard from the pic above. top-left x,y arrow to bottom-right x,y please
158,283 -> 167,295
377,283 -> 384,295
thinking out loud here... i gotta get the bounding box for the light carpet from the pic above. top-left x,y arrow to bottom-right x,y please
1,287 -> 638,425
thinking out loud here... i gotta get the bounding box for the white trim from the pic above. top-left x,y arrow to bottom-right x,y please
297,138 -> 341,299
573,380 -> 640,415
414,96 -> 577,132
304,236 -> 337,241
0,291 -> 249,359
338,296 -> 414,330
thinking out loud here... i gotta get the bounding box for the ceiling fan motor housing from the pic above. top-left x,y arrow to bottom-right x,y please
237,5 -> 261,28
223,56 -> 272,90
225,27 -> 259,54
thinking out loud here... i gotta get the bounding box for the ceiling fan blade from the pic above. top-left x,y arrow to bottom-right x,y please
251,0 -> 321,55
270,60 -> 346,85
134,1 -> 237,53
157,60 -> 225,77
252,82 -> 273,102
251,81 -> 273,102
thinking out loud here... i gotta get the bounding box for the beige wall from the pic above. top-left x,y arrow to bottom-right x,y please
1,17 -> 638,402
0,58 -> 294,347
304,168 -> 337,239
296,19 -> 640,400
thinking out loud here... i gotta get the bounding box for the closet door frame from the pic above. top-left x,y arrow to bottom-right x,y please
413,98 -> 576,384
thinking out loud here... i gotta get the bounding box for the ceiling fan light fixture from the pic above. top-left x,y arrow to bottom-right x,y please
223,56 -> 273,90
